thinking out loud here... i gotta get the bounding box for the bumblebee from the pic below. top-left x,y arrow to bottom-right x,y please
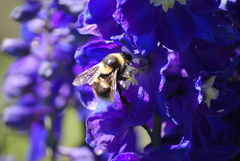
72,52 -> 133,107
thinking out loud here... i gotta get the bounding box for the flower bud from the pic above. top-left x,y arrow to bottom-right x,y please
10,3 -> 41,22
1,38 -> 29,57
38,60 -> 58,79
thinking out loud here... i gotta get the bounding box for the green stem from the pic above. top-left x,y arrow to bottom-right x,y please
50,115 -> 56,161
152,114 -> 162,149
44,1 -> 57,160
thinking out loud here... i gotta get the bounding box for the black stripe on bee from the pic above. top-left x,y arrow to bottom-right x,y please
92,82 -> 111,100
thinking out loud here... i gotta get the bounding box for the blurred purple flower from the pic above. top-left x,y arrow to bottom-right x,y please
2,93 -> 50,131
10,2 -> 42,22
1,38 -> 30,57
58,146 -> 95,161
112,152 -> 142,161
1,0 -> 93,160
26,121 -> 48,161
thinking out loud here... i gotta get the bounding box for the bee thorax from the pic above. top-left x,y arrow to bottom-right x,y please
104,53 -> 125,68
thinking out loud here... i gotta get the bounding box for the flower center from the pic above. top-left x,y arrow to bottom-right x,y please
149,0 -> 186,12
119,65 -> 139,90
120,56 -> 150,89
201,76 -> 219,108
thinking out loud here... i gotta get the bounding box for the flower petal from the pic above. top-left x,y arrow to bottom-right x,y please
74,40 -> 123,68
26,122 -> 48,161
112,152 -> 142,161
84,0 -> 116,24
86,107 -> 132,152
144,139 -> 191,161
117,0 -> 161,35
155,3 -> 195,52
133,31 -> 158,56
185,0 -> 221,14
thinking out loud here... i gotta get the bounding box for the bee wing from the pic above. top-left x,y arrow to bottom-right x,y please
72,64 -> 100,86
107,70 -> 118,102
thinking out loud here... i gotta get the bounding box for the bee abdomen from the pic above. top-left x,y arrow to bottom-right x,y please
92,82 -> 111,100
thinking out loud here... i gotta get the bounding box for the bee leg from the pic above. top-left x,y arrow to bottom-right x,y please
120,95 -> 132,109
117,75 -> 130,81
117,82 -> 132,110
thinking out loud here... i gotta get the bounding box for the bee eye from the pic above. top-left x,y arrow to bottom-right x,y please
123,52 -> 132,61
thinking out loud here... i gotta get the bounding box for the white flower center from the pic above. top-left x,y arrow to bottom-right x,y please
201,76 -> 219,108
149,0 -> 186,12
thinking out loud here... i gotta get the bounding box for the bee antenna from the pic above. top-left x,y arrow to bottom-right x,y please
111,42 -> 123,53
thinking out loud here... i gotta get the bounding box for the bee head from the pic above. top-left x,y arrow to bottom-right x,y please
122,52 -> 132,65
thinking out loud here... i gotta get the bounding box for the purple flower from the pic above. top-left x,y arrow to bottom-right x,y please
145,139 -> 190,161
112,152 -> 142,161
2,55 -> 41,99
74,39 -> 177,126
76,0 -> 123,39
189,109 -> 240,161
182,60 -> 240,116
1,1 -> 93,160
180,45 -> 230,75
226,0 -> 240,28
112,139 -> 191,161
10,2 -> 42,23
1,93 -> 50,131
3,0 -> 240,160
26,121 -> 48,161
0,155 -> 17,161
86,101 -> 133,153
1,38 -> 30,57
161,49 -> 240,160
55,0 -> 86,15
77,0 -> 221,52
179,12 -> 240,75
57,145 -> 110,161
58,146 -> 95,161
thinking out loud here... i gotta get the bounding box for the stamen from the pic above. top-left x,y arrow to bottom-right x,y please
162,1 -> 170,12
120,66 -> 138,90
168,0 -> 175,9
154,0 -> 164,6
150,0 -> 186,12
150,0 -> 156,4
121,55 -> 151,89
201,76 -> 219,108
217,109 -> 224,113
131,57 -> 149,70
177,0 -> 186,5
